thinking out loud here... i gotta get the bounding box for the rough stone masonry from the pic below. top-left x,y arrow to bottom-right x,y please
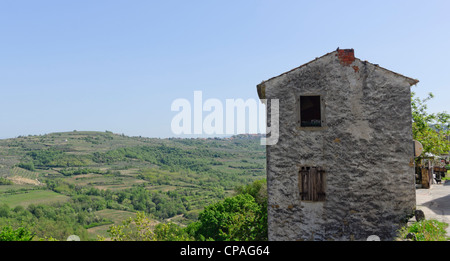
257,49 -> 418,241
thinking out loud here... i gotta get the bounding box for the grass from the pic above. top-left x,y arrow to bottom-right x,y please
0,189 -> 69,208
397,219 -> 449,241
87,209 -> 138,240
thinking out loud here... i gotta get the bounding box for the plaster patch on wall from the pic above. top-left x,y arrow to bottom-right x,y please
346,120 -> 373,141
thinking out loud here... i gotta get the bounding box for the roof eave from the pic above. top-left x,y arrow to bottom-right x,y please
257,82 -> 266,99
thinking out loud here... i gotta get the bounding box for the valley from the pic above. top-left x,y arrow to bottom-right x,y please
0,131 -> 266,240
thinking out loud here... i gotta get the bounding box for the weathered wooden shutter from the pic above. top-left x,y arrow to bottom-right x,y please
299,167 -> 326,201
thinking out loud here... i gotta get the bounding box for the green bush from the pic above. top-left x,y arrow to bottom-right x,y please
18,162 -> 35,171
100,212 -> 193,241
0,225 -> 34,241
398,219 -> 449,241
0,177 -> 13,185
194,193 -> 266,241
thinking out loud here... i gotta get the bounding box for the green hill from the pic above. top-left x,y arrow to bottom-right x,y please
0,131 -> 266,240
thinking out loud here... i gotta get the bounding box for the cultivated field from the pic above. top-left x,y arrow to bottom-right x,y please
0,189 -> 69,208
0,131 -> 266,240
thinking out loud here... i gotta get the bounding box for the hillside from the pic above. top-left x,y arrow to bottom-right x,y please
0,131 -> 266,240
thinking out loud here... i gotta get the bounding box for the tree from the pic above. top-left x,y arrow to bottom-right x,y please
195,193 -> 264,241
0,225 -> 34,241
0,204 -> 10,218
153,222 -> 193,241
235,179 -> 267,206
18,161 -> 35,171
99,212 -> 192,241
411,91 -> 450,162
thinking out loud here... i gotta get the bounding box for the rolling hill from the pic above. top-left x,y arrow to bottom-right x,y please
0,131 -> 266,240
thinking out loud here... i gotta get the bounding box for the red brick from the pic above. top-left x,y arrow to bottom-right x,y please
337,49 -> 355,66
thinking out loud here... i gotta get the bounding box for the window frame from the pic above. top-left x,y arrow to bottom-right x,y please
296,94 -> 326,130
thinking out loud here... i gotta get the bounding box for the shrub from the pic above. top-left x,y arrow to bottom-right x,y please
0,177 -> 13,185
18,162 -> 35,171
99,212 -> 192,241
0,225 -> 34,241
195,193 -> 266,241
397,219 -> 449,241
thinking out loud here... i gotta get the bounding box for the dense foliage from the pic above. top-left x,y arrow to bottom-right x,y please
26,149 -> 92,168
0,225 -> 34,241
102,179 -> 268,241
0,177 -> 13,185
193,193 -> 266,241
411,91 -> 450,160
100,212 -> 193,241
0,200 -> 97,240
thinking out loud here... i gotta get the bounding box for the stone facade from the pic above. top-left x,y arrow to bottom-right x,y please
257,49 -> 418,241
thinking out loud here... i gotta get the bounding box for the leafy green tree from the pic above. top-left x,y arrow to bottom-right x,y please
235,179 -> 267,239
195,193 -> 265,241
0,177 -> 13,185
0,225 -> 34,241
18,161 -> 35,171
100,212 -> 155,241
0,204 -> 10,218
153,222 -> 193,241
411,91 -> 450,161
99,212 -> 192,241
235,179 -> 267,206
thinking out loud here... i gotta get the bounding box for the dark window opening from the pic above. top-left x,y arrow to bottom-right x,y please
300,96 -> 321,127
298,167 -> 326,202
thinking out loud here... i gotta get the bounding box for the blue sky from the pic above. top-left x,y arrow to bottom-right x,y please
0,0 -> 449,139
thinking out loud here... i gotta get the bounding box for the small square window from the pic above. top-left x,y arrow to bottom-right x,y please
300,96 -> 321,127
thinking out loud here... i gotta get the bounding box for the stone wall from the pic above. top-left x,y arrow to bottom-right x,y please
260,50 -> 417,241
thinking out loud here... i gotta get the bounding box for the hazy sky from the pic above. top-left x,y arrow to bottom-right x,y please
0,0 -> 449,139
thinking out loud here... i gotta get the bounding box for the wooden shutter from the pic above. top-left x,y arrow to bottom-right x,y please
299,167 -> 326,201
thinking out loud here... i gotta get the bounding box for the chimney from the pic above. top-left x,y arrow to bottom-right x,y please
337,48 -> 355,66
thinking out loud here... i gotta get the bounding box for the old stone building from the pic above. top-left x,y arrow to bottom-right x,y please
257,49 -> 418,241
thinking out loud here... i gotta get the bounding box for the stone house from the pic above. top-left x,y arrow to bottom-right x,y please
257,49 -> 418,241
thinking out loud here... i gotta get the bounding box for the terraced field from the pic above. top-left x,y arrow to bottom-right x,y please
0,131 -> 266,240
87,209 -> 138,240
0,189 -> 69,208
8,167 -> 42,185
